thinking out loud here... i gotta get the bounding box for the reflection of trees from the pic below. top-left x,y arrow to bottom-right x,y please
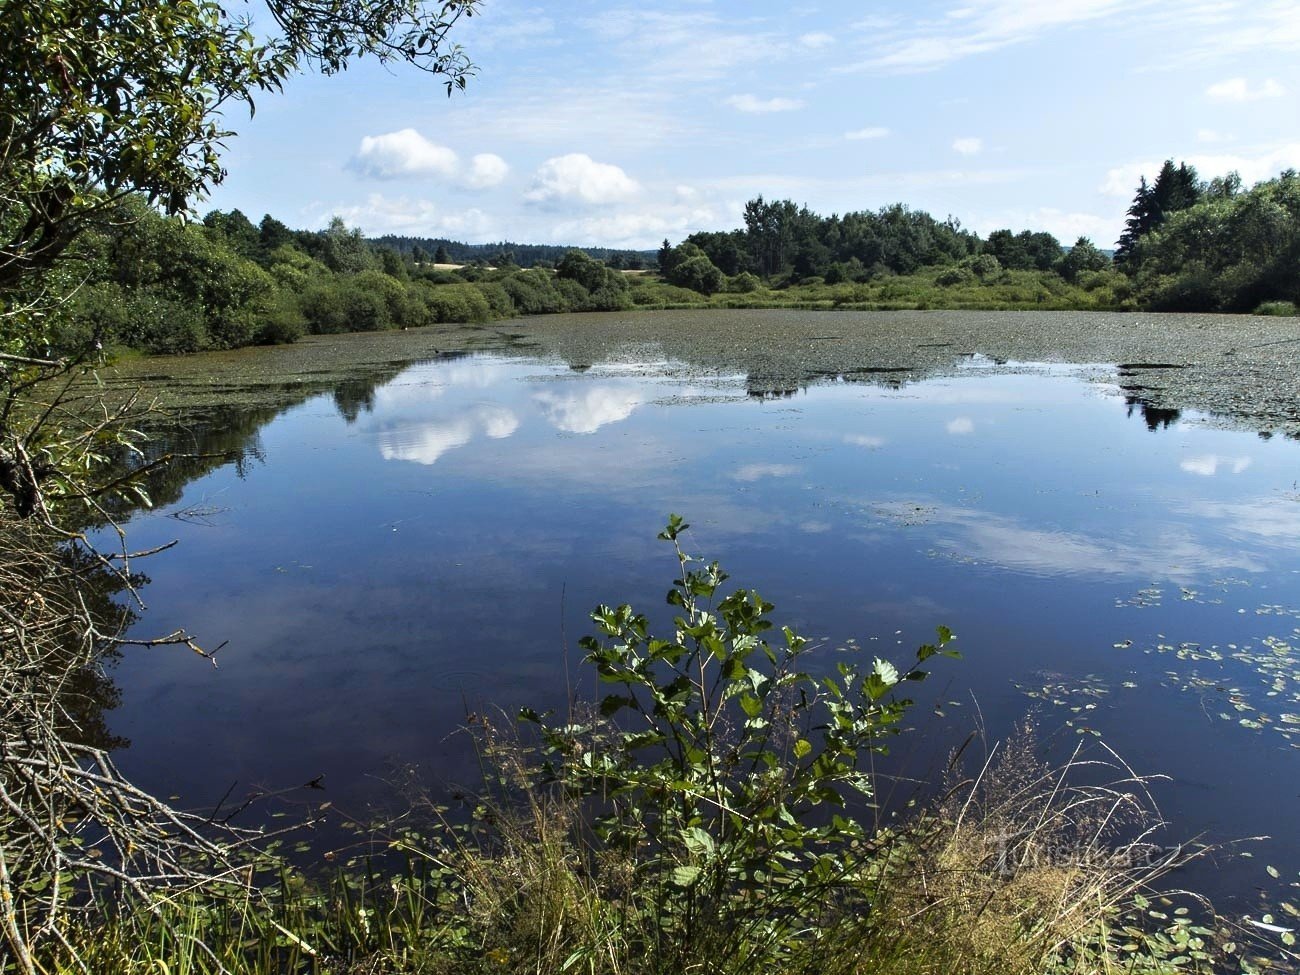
1122,390 -> 1181,431
2,523 -> 138,753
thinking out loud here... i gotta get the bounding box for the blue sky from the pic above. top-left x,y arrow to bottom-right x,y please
206,0 -> 1300,249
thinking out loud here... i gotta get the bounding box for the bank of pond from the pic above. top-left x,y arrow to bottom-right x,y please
38,167 -> 1300,360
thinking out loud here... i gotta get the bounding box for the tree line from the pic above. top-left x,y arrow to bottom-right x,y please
53,201 -> 639,355
34,160 -> 1300,358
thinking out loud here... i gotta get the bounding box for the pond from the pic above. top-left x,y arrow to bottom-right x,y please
103,345 -> 1300,904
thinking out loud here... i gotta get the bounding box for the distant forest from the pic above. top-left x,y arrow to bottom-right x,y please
44,160 -> 1300,358
371,236 -> 658,270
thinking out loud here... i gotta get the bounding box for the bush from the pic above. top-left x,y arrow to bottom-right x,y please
251,291 -> 305,344
500,269 -> 567,315
128,292 -> 208,353
1252,300 -> 1298,316
474,281 -> 516,318
669,254 -> 726,295
936,265 -> 974,287
421,283 -> 492,323
520,516 -> 958,973
726,271 -> 762,293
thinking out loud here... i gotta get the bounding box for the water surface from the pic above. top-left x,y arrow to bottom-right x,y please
106,351 -> 1300,900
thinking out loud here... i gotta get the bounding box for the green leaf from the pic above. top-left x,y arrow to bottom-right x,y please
670,865 -> 700,887
793,738 -> 812,759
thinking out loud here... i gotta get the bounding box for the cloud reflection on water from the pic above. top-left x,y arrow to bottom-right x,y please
534,385 -> 651,433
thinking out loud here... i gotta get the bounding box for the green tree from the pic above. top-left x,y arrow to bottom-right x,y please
1115,160 -> 1201,269
0,0 -> 479,354
433,244 -> 451,264
1056,237 -> 1109,283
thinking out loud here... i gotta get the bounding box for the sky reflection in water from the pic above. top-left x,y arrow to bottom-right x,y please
110,354 -> 1300,898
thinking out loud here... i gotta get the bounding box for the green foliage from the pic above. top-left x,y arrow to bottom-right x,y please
499,268 -> 569,315
1131,170 -> 1300,312
0,0 -> 479,356
1254,301 -> 1298,317
419,282 -> 492,324
520,515 -> 957,972
726,271 -> 763,293
667,254 -> 726,295
1116,160 -> 1202,268
556,250 -> 633,309
1056,237 -> 1110,283
984,229 -> 1064,271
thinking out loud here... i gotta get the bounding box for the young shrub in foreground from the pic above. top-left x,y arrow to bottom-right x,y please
520,515 -> 958,974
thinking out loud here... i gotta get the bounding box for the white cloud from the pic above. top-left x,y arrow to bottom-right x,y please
1206,77 -> 1286,102
1180,454 -> 1252,476
946,417 -> 975,434
733,463 -> 801,482
1103,144 -> 1300,198
953,137 -> 983,156
847,0 -> 1136,72
548,204 -> 725,248
968,206 -> 1116,243
321,194 -> 496,238
524,153 -> 641,206
351,129 -> 458,180
1100,160 -> 1155,198
726,94 -> 805,114
350,130 -> 509,191
799,31 -> 836,48
582,9 -> 788,82
846,126 -> 891,141
1197,128 -> 1229,144
465,153 -> 510,189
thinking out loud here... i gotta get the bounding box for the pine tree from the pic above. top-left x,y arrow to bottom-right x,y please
1116,161 -> 1202,270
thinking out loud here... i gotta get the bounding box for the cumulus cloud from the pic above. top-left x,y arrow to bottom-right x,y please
1103,143 -> 1300,197
1205,77 -> 1286,102
726,94 -> 805,113
465,153 -> 510,189
548,203 -> 726,248
351,129 -> 458,180
846,126 -> 890,141
350,129 -> 509,189
321,194 -> 496,237
524,153 -> 641,206
953,137 -> 983,156
968,206 -> 1116,243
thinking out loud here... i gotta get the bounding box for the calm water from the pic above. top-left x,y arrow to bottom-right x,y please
106,351 -> 1300,900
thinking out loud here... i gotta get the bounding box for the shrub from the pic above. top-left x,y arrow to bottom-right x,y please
937,265 -> 974,287
1253,300 -> 1298,316
521,515 -> 957,973
500,269 -> 567,315
251,290 -> 305,344
727,271 -> 762,293
474,281 -> 516,318
422,283 -> 492,323
669,254 -> 726,295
